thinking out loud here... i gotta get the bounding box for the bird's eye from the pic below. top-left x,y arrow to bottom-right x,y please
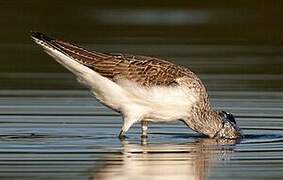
219,111 -> 236,124
226,113 -> 236,124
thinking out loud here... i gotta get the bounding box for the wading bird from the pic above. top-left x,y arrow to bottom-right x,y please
31,32 -> 241,139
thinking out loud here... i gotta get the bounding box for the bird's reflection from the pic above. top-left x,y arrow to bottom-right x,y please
90,138 -> 238,180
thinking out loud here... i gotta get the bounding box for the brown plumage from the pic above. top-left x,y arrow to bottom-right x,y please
31,31 -> 241,139
37,34 -> 203,88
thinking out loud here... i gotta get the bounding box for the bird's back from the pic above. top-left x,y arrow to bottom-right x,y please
31,32 -> 207,121
31,32 -> 203,88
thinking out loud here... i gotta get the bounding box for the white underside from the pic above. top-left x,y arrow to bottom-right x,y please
33,38 -> 198,131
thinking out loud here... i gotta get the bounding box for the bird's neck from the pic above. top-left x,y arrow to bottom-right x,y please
186,98 -> 224,137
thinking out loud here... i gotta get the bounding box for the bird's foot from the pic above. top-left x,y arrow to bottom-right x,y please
118,131 -> 127,140
118,135 -> 127,140
141,134 -> 148,139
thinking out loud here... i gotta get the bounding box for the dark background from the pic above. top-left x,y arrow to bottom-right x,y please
1,0 -> 283,90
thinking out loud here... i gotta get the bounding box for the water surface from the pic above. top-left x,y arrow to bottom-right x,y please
0,90 -> 282,180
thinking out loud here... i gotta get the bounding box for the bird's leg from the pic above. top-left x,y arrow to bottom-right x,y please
118,114 -> 141,140
141,120 -> 148,139
119,122 -> 132,139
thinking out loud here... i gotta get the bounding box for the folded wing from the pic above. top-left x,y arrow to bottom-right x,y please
31,32 -> 199,88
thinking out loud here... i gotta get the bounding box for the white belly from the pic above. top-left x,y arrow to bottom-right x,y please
101,80 -> 199,122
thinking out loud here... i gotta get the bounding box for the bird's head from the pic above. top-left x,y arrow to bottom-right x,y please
214,111 -> 241,139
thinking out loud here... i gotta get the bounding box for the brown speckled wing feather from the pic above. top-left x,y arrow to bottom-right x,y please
94,53 -> 195,86
32,32 -> 197,87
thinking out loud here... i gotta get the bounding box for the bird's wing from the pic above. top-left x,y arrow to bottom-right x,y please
31,32 -> 199,87
93,53 -> 198,87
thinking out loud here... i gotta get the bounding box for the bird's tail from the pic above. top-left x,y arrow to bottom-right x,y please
31,31 -> 128,109
31,31 -> 111,67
